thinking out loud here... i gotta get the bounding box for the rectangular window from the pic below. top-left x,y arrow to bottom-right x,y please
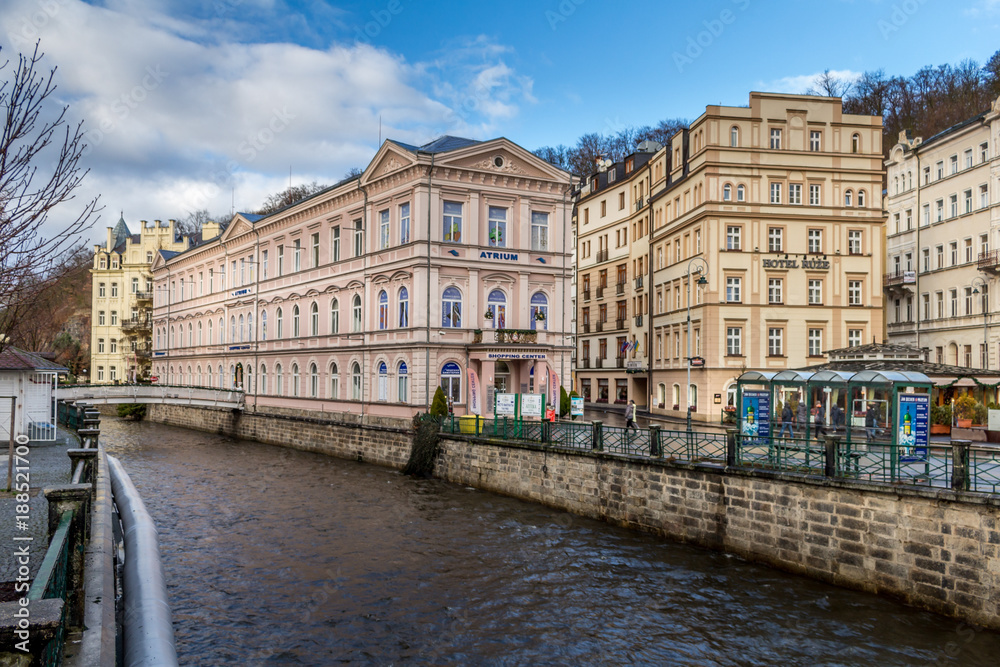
788,183 -> 802,205
848,230 -> 862,255
808,228 -> 822,254
312,232 -> 320,266
379,210 -> 390,249
768,227 -> 783,253
293,240 -> 301,272
354,219 -> 363,256
965,189 -> 973,214
848,280 -> 863,306
487,206 -> 507,247
965,149 -> 973,169
726,277 -> 741,303
922,293 -> 930,320
965,238 -> 973,263
905,209 -> 912,230
443,201 -> 462,242
808,279 -> 822,305
936,291 -> 944,318
950,155 -> 958,174
951,241 -> 958,266
770,128 -> 781,150
531,211 -> 549,251
399,203 -> 410,244
277,245 -> 284,276
260,250 -> 267,279
770,182 -> 782,204
809,184 -> 820,206
726,226 -> 741,251
950,194 -> 958,218
768,278 -> 782,304
332,227 -> 340,262
848,329 -> 862,347
981,184 -> 989,209
922,248 -> 929,272
950,288 -> 958,317
767,327 -> 783,356
808,329 -> 822,357
726,327 -> 742,356
965,287 -> 974,315
809,130 -> 820,152
936,161 -> 943,180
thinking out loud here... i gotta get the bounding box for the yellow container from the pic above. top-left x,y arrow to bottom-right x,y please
459,415 -> 485,434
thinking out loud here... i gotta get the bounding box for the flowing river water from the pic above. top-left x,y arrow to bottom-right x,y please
100,418 -> 1000,666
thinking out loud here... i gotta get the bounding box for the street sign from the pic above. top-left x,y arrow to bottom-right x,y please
689,356 -> 705,368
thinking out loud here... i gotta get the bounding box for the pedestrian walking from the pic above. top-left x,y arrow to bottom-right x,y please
779,401 -> 794,438
625,399 -> 637,430
795,395 -> 807,436
812,402 -> 825,438
865,403 -> 877,442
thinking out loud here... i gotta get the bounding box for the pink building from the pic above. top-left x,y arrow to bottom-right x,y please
150,136 -> 574,418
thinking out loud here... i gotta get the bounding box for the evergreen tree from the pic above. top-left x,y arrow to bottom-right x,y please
430,387 -> 449,418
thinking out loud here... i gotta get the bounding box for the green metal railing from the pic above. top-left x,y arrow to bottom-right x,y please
970,447 -> 1000,493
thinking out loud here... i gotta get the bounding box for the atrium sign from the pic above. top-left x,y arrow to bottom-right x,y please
761,258 -> 830,270
480,251 -> 518,262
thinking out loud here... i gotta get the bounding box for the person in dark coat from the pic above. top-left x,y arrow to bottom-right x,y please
865,403 -> 878,442
795,396 -> 807,435
779,402 -> 794,438
831,403 -> 843,431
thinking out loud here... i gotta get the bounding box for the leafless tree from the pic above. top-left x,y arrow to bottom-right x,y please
254,181 -> 328,215
808,69 -> 854,98
0,41 -> 101,354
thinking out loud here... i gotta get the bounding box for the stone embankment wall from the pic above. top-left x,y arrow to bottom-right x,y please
145,405 -> 1000,630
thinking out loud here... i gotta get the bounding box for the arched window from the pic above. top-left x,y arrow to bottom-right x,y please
844,190 -> 853,207
238,315 -> 244,343
530,292 -> 549,331
487,289 -> 506,329
218,364 -> 224,388
169,326 -> 174,348
245,364 -> 253,393
672,383 -> 680,409
187,323 -> 192,346
851,133 -> 860,153
894,176 -> 899,194
442,287 -> 462,328
276,307 -> 284,338
730,126 -> 739,147
440,361 -> 461,403
196,365 -> 202,386
330,362 -> 339,399
260,363 -> 268,395
219,318 -> 224,344
377,361 -> 388,401
378,290 -> 389,330
275,363 -> 283,396
230,316 -> 236,342
736,184 -> 745,202
723,184 -> 732,201
352,295 -> 362,332
398,288 -> 409,328
186,365 -> 191,385
197,321 -> 203,345
229,364 -> 235,388
657,383 -> 666,408
331,299 -> 340,334
169,365 -> 173,384
291,363 -> 300,397
398,361 -> 408,403
310,363 -> 319,398
292,305 -> 300,337
310,302 -> 319,336
351,362 -> 362,400
247,313 -> 253,341
261,310 -> 267,341
208,319 -> 213,345
857,189 -> 866,207
689,383 -> 698,409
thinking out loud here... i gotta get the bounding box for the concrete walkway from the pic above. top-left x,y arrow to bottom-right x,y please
0,428 -> 78,596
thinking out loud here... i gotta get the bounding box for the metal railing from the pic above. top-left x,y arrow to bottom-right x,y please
437,417 -> 1000,496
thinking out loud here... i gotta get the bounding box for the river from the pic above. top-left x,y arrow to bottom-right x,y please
100,418 -> 1000,666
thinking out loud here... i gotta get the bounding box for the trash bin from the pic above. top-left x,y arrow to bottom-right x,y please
459,415 -> 485,434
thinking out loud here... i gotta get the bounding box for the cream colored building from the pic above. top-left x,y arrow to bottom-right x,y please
641,92 -> 885,421
575,144 -> 659,408
90,216 -> 192,383
884,95 -> 1000,367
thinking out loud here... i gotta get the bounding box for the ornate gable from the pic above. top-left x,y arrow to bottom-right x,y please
363,146 -> 417,184
221,215 -> 254,242
438,140 -> 568,182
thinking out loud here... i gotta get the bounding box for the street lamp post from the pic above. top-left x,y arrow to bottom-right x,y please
685,257 -> 710,432
972,276 -> 989,369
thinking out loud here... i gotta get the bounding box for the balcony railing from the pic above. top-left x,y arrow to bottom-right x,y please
634,275 -> 644,290
597,249 -> 609,263
635,197 -> 645,211
615,318 -> 626,330
635,314 -> 643,327
979,250 -> 1000,273
583,289 -> 591,301
616,282 -> 626,296
596,286 -> 605,299
616,356 -> 626,368
882,271 -> 915,289
121,318 -> 152,333
494,329 -> 538,344
594,357 -> 603,368
582,323 -> 591,333
579,358 -> 591,369
595,321 -> 604,332
134,290 -> 153,301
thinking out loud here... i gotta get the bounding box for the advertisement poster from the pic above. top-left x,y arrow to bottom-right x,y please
467,368 -> 481,415
740,391 -> 771,441
898,393 -> 929,461
521,394 -> 543,418
495,393 -> 518,416
549,369 -> 559,404
571,396 -> 584,417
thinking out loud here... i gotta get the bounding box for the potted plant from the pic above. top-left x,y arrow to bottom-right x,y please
534,310 -> 545,322
930,404 -> 952,434
954,394 -> 977,428
483,307 -> 494,320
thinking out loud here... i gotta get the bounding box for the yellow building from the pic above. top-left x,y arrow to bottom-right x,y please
90,216 -> 192,383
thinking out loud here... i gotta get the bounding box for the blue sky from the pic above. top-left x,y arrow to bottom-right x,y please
1,0 -> 998,243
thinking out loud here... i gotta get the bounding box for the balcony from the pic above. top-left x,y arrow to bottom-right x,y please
595,321 -> 604,332
634,275 -> 644,290
597,249 -> 609,263
133,345 -> 153,360
583,289 -> 591,301
882,270 -> 915,295
616,282 -> 626,296
579,358 -> 591,369
121,317 -> 152,334
582,323 -> 590,333
979,250 -> 1000,274
596,286 -> 605,299
494,329 -> 538,344
635,314 -> 643,327
635,197 -> 644,211
134,290 -> 153,301
615,318 -> 626,330
616,356 -> 626,368
594,358 -> 603,369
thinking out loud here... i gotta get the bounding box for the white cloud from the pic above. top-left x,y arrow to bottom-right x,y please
0,0 -> 534,245
760,69 -> 862,95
